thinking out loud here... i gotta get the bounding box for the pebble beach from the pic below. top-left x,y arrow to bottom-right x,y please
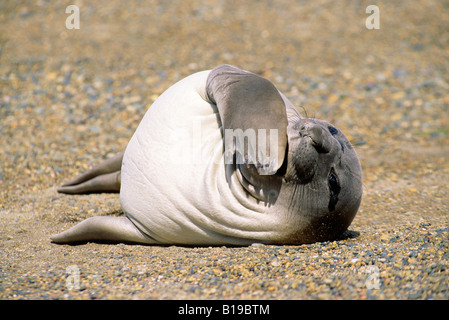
0,1 -> 448,300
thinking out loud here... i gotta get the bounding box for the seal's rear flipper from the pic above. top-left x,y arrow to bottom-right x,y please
50,216 -> 156,245
57,152 -> 124,194
57,171 -> 121,194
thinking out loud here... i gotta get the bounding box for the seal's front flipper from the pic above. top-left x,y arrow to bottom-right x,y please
206,65 -> 288,175
50,216 -> 156,245
57,152 -> 124,194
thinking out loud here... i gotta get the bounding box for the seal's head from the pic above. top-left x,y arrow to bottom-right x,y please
284,116 -> 363,243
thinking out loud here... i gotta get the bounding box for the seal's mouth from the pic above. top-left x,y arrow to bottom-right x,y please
284,141 -> 318,184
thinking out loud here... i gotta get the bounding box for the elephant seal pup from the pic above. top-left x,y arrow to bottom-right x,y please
52,65 -> 362,245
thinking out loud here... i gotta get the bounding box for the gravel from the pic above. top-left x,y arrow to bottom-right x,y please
0,0 -> 448,300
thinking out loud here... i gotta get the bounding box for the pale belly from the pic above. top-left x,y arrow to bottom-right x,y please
120,71 -> 285,245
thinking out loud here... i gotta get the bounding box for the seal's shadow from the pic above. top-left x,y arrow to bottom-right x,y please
336,229 -> 360,241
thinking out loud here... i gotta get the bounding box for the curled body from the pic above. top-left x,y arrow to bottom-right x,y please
52,65 -> 362,246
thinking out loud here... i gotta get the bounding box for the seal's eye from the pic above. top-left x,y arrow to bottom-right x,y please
328,168 -> 341,212
328,170 -> 340,191
328,126 -> 338,135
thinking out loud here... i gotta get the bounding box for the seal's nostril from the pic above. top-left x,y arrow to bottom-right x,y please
309,126 -> 331,153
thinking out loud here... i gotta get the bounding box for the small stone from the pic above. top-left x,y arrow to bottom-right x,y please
270,260 -> 280,267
